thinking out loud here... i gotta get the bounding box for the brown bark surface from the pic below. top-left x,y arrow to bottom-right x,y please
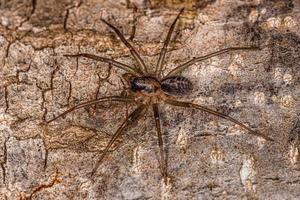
0,0 -> 299,199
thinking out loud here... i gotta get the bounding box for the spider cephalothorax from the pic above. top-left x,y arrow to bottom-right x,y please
47,8 -> 273,184
130,76 -> 161,95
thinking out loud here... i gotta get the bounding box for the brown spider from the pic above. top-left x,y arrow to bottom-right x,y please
47,8 -> 273,184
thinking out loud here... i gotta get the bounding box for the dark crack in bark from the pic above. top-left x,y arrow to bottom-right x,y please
63,1 -> 83,30
21,170 -> 61,200
0,138 -> 8,184
2,63 -> 32,113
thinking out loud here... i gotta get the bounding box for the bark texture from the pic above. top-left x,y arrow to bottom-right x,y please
0,0 -> 300,199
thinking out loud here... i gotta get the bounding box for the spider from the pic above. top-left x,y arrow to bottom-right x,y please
46,8 -> 273,184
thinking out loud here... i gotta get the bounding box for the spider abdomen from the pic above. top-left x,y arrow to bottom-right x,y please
161,76 -> 193,96
131,76 -> 161,95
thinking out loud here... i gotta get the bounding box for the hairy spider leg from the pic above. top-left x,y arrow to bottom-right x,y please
155,8 -> 184,78
91,105 -> 147,177
101,19 -> 148,74
166,46 -> 260,77
152,103 -> 168,184
46,96 -> 133,124
64,53 -> 141,76
165,99 -> 273,141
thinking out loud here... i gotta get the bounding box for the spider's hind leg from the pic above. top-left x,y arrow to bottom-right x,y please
91,104 -> 147,177
46,96 -> 133,124
152,103 -> 169,185
165,98 -> 273,141
166,46 -> 260,77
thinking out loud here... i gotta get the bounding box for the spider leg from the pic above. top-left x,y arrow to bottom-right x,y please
152,103 -> 168,184
155,8 -> 184,78
46,96 -> 133,124
64,53 -> 142,76
101,19 -> 148,74
91,104 -> 147,177
165,99 -> 273,141
166,46 -> 260,77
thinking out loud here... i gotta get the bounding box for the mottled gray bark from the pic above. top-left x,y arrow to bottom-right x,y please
0,0 -> 299,199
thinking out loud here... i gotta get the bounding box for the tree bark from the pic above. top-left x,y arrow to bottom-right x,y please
0,0 -> 299,199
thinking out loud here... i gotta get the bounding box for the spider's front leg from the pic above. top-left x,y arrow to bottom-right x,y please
165,99 -> 273,141
155,8 -> 184,78
64,53 -> 142,76
101,19 -> 148,74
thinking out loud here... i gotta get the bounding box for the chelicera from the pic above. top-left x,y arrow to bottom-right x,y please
47,9 -> 273,184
